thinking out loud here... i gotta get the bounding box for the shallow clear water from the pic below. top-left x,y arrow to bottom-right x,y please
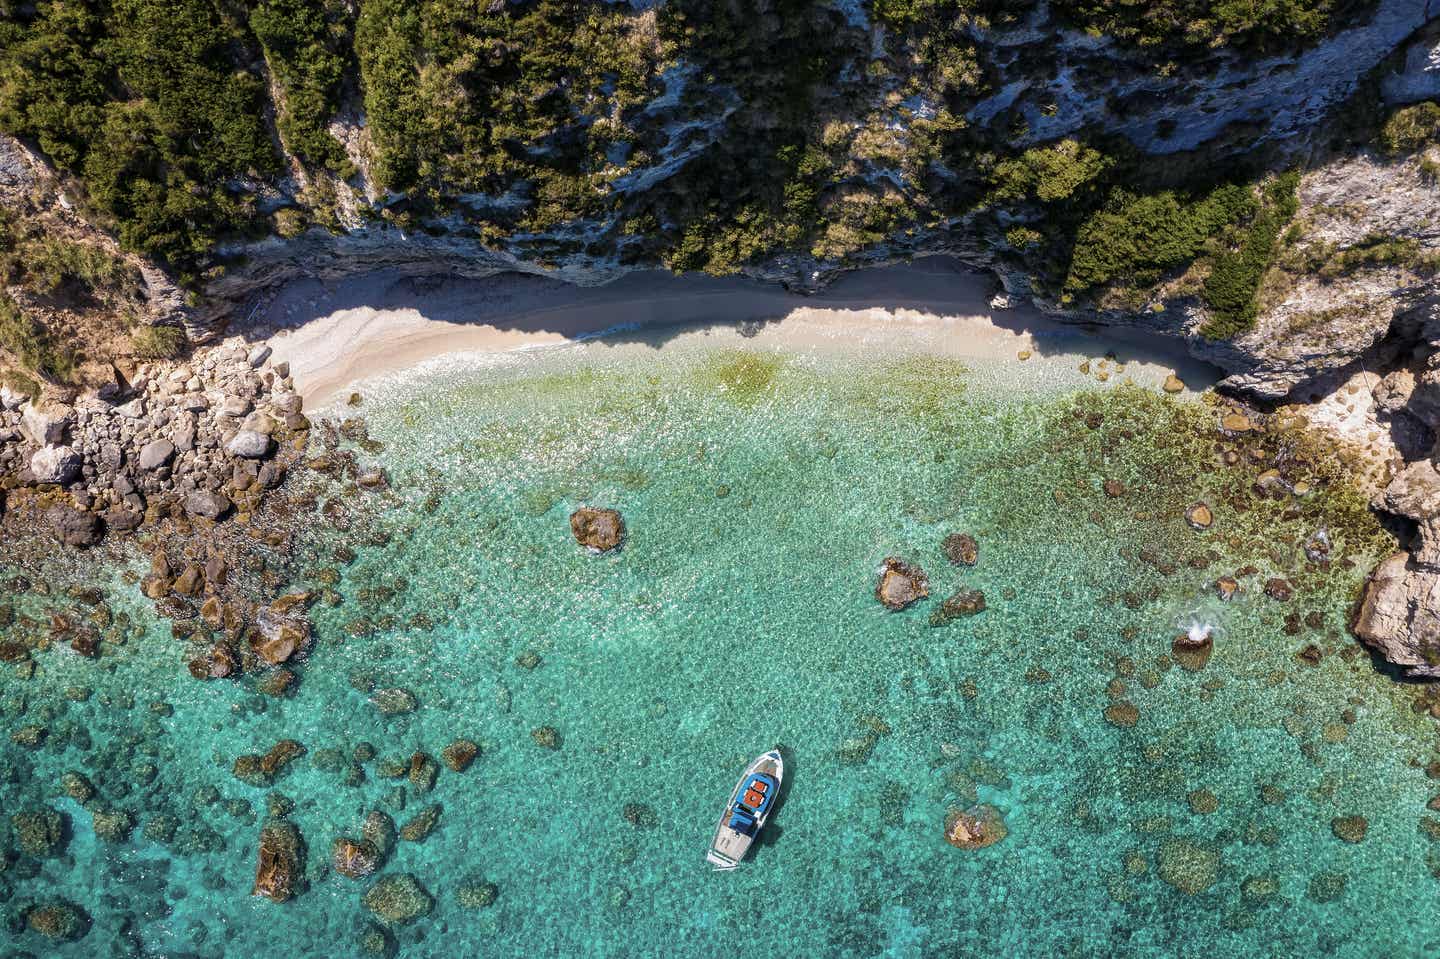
2,334 -> 1437,957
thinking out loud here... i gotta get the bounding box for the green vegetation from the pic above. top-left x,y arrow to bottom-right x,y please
248,0 -> 352,171
0,0 -> 278,276
128,323 -> 188,359
18,237 -> 137,299
354,0 -> 660,215
990,139 -> 1113,204
1051,0 -> 1373,55
1199,171 -> 1300,339
1316,234 -> 1440,280
1378,100 -> 1440,156
0,292 -> 74,382
1064,182 -> 1255,292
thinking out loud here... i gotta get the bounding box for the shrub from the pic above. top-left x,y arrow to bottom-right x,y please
128,324 -> 188,360
1199,171 -> 1301,339
990,139 -> 1113,204
1064,183 -> 1254,292
0,293 -> 75,381
1379,101 -> 1440,156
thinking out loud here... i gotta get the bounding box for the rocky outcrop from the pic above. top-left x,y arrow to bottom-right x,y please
362,874 -> 433,925
570,507 -> 626,553
251,820 -> 305,903
875,557 -> 929,611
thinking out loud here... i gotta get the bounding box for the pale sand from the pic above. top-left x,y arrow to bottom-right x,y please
262,257 -> 1220,409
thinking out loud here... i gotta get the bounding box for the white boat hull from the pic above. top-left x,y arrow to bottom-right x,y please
707,750 -> 784,871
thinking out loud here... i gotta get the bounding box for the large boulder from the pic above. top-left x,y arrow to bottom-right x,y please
29,446 -> 81,485
20,401 -> 71,446
332,837 -> 381,879
570,506 -> 625,552
1382,459 -> 1440,521
227,430 -> 272,458
137,439 -> 175,471
252,605 -> 310,665
251,820 -> 304,903
362,874 -> 433,925
45,505 -> 102,548
875,557 -> 929,610
1351,552 -> 1440,678
184,490 -> 232,521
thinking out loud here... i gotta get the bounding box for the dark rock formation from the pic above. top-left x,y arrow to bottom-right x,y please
252,820 -> 305,903
875,557 -> 928,610
570,506 -> 625,552
362,874 -> 433,925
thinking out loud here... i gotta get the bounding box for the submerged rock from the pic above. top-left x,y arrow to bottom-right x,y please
361,810 -> 397,858
1332,815 -> 1368,843
332,837 -> 381,879
570,506 -> 626,552
91,806 -> 135,843
930,588 -> 986,626
252,820 -> 305,903
1158,837 -> 1220,895
942,533 -> 979,566
399,804 -> 441,842
1104,701 -> 1139,728
440,739 -> 479,772
875,557 -> 929,610
1264,578 -> 1293,601
1172,632 -> 1214,672
371,687 -> 417,716
456,878 -> 499,909
12,806 -> 66,857
25,900 -> 90,941
362,874 -> 433,925
531,726 -> 561,750
943,805 -> 1007,850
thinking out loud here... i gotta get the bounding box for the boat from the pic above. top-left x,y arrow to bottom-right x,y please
706,749 -> 784,871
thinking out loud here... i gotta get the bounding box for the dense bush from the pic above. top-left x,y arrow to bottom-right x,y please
1064,182 -> 1255,292
1051,0 -> 1372,54
129,323 -> 188,359
0,0 -> 277,276
0,292 -> 73,382
1378,101 -> 1440,156
248,0 -> 351,171
990,140 -> 1113,204
1199,171 -> 1300,339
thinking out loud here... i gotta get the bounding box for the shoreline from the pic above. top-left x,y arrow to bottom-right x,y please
260,258 -> 1222,409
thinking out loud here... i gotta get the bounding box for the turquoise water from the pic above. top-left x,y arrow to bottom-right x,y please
2,333 -> 1438,957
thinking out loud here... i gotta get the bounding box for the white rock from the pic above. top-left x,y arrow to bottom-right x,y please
115,398 -> 147,419
0,386 -> 23,411
226,430 -> 271,458
30,445 -> 81,484
21,402 -> 72,446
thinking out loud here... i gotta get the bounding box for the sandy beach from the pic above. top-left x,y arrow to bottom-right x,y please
262,257 -> 1219,408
